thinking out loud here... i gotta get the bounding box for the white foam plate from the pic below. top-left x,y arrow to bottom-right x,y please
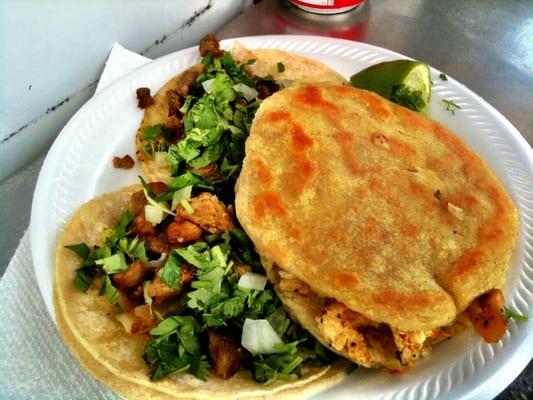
30,35 -> 533,400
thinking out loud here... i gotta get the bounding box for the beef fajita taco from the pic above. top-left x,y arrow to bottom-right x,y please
54,181 -> 348,400
235,83 -> 520,371
135,34 -> 346,185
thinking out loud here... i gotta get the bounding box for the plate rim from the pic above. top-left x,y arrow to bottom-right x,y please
30,34 -> 533,400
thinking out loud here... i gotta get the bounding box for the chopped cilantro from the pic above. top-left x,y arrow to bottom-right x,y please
439,73 -> 448,81
95,253 -> 128,274
442,99 -> 461,115
143,125 -> 174,142
145,316 -> 209,381
277,62 -> 285,73
503,306 -> 528,322
99,275 -> 120,303
73,265 -> 97,292
160,251 -> 183,289
65,243 -> 91,260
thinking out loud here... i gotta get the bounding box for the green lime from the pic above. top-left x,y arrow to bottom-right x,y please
349,60 -> 431,112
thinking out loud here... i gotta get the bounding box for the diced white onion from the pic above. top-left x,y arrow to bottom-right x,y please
238,272 -> 267,291
114,312 -> 134,333
144,204 -> 165,225
202,78 -> 215,93
145,253 -> 167,269
171,185 -> 193,211
241,318 -> 282,355
154,151 -> 167,166
232,83 -> 258,101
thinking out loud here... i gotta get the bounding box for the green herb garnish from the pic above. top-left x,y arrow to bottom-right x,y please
503,306 -> 528,322
439,73 -> 448,81
277,62 -> 285,73
442,99 -> 461,115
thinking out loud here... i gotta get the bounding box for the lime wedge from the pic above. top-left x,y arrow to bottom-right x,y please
350,60 -> 431,112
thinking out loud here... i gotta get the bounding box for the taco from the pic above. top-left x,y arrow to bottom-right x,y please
54,181 -> 348,400
234,84 -> 519,370
135,34 -> 346,185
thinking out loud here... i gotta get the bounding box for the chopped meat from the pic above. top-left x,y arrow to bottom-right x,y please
132,215 -> 156,236
318,302 -> 375,367
199,34 -> 224,58
191,163 -> 221,181
166,219 -> 203,244
167,89 -> 183,117
317,302 -> 445,370
112,260 -> 147,289
391,329 -> 427,366
148,274 -> 180,304
131,190 -> 147,216
176,68 -> 202,97
234,263 -> 252,276
177,192 -> 234,234
136,87 -> 155,109
208,330 -> 249,379
131,304 -> 159,334
278,276 -> 311,296
164,115 -> 185,142
180,263 -> 196,286
467,288 -> 508,343
145,234 -> 172,254
148,264 -> 195,304
128,284 -> 144,301
278,270 -> 311,295
112,155 -> 135,169
256,80 -> 280,100
148,181 -> 168,195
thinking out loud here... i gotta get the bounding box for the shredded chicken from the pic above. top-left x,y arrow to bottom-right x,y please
317,302 -> 445,370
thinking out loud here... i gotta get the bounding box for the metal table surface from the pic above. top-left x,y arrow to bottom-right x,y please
1,0 -> 531,398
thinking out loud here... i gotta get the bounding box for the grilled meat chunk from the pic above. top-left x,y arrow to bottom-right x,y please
166,219 -> 203,244
177,192 -> 234,234
131,304 -> 158,334
112,155 -> 135,169
208,330 -> 249,379
112,260 -> 147,290
467,288 -> 508,343
136,87 -> 154,109
199,34 -> 224,58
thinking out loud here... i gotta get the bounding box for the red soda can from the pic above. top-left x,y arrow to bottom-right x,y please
288,0 -> 365,14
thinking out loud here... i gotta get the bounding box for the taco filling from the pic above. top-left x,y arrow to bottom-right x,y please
64,179 -> 338,384
135,34 -> 346,186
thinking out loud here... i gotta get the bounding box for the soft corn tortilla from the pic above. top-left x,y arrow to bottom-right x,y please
54,186 -> 348,400
235,84 -> 519,333
136,43 -> 346,183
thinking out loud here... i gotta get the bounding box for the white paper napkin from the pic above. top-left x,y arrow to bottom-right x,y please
0,43 -> 151,399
